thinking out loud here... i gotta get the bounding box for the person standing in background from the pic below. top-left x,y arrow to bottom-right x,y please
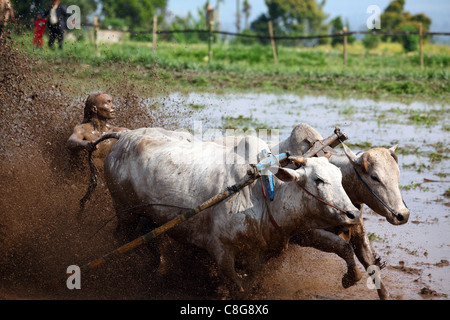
0,0 -> 15,36
45,0 -> 69,50
32,10 -> 47,49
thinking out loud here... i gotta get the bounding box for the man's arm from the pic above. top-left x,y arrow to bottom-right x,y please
66,125 -> 96,152
7,0 -> 16,22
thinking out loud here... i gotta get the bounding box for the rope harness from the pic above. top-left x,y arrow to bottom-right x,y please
298,184 -> 349,215
353,167 -> 407,221
260,178 -> 281,231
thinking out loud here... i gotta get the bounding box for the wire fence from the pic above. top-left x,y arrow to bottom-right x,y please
153,29 -> 450,40
87,18 -> 450,69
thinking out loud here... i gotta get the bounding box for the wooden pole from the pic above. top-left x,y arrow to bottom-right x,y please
208,20 -> 213,63
207,6 -> 214,63
343,27 -> 347,67
419,22 -> 424,70
268,20 -> 278,64
152,15 -> 157,55
93,16 -> 98,48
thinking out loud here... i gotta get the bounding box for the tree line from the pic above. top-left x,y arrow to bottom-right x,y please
11,0 -> 432,51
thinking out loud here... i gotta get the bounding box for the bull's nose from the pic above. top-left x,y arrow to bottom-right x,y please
345,211 -> 356,220
395,209 -> 410,223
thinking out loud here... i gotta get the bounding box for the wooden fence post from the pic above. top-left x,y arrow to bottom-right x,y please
268,20 -> 278,64
93,16 -> 98,48
207,6 -> 214,63
343,26 -> 347,67
419,22 -> 424,70
153,15 -> 157,55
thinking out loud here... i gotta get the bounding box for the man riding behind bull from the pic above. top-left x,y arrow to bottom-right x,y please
67,92 -> 128,168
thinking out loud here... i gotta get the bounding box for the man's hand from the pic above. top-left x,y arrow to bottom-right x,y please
85,141 -> 97,152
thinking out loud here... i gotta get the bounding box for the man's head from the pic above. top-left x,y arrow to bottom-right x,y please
83,92 -> 116,123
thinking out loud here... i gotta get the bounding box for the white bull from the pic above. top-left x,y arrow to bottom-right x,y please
273,123 -> 410,300
103,128 -> 360,293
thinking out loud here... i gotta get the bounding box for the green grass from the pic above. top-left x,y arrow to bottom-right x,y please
221,115 -> 270,131
11,32 -> 450,98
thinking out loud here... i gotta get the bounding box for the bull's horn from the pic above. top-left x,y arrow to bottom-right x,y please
342,142 -> 369,173
389,144 -> 398,152
288,155 -> 307,166
342,142 -> 357,163
389,144 -> 398,163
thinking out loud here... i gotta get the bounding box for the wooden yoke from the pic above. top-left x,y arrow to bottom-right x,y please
302,127 -> 348,159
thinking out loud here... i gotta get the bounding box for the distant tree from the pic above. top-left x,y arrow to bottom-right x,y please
249,13 -> 270,45
214,0 -> 224,34
101,0 -> 167,29
242,0 -> 251,30
330,16 -> 343,46
247,0 -> 328,46
264,0 -> 328,35
380,0 -> 432,51
236,0 -> 241,32
362,32 -> 381,50
330,16 -> 355,47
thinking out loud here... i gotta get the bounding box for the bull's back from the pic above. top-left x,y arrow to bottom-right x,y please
104,128 -> 249,219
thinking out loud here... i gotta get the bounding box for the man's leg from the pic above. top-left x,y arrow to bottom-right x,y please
57,28 -> 64,50
48,28 -> 56,50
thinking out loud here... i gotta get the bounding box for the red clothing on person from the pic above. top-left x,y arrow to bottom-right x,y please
33,18 -> 48,47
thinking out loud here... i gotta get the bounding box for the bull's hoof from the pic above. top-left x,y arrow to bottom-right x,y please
374,254 -> 386,269
342,267 -> 363,288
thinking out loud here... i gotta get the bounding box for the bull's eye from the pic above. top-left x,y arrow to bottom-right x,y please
315,178 -> 324,185
371,175 -> 381,183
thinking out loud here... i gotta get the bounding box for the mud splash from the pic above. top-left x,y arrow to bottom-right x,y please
0,36 -> 191,300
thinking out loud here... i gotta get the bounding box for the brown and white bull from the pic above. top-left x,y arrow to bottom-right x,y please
103,128 -> 361,294
273,123 -> 410,300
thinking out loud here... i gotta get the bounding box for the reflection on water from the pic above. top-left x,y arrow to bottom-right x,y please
158,92 -> 450,297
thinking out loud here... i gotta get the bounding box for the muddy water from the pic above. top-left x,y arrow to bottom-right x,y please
158,92 -> 450,299
1,35 -> 448,300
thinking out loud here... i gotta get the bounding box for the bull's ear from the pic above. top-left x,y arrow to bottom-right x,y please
342,143 -> 368,173
389,144 -> 398,163
269,167 -> 302,183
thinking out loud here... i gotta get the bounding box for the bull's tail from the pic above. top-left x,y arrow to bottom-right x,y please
78,131 -> 126,219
